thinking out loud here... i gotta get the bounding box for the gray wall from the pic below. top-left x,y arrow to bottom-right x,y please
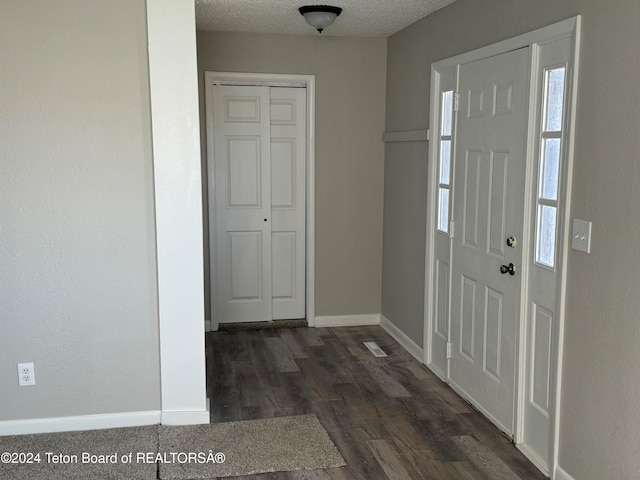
197,32 -> 387,317
0,0 -> 161,420
382,0 -> 640,478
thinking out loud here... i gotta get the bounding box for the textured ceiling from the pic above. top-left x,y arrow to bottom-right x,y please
195,0 -> 458,38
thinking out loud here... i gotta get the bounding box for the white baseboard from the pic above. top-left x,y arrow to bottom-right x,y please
554,466 -> 577,480
379,315 -> 424,362
0,410 -> 161,436
0,406 -> 211,436
205,319 -> 212,332
160,409 -> 210,425
314,314 -> 381,328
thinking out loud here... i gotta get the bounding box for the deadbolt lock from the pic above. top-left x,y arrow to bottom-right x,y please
506,236 -> 516,247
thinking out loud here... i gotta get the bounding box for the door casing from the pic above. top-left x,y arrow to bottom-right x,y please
423,17 -> 581,479
205,72 -> 316,331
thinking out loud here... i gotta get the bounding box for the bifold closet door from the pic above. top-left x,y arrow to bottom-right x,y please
212,85 -> 306,323
270,87 -> 306,320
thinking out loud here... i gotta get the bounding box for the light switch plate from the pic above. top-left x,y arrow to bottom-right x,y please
571,218 -> 592,253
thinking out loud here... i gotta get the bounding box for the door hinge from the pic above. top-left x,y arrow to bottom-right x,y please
446,342 -> 452,359
453,93 -> 460,112
449,221 -> 455,239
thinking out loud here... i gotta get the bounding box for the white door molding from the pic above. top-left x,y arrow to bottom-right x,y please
424,16 -> 581,478
205,72 -> 316,330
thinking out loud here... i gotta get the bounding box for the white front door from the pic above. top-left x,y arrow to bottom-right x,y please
212,85 -> 306,324
449,47 -> 529,435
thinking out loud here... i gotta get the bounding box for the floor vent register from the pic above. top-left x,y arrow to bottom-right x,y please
363,341 -> 388,358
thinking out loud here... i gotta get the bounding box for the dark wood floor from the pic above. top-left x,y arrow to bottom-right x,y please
206,326 -> 546,480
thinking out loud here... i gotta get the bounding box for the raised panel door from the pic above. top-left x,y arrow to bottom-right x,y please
449,48 -> 529,435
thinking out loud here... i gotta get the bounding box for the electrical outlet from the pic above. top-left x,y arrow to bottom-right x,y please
17,362 -> 35,387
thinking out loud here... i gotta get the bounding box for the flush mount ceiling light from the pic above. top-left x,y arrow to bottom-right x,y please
298,5 -> 342,34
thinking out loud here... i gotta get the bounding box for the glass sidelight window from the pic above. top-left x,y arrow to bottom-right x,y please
535,67 -> 566,268
437,90 -> 454,233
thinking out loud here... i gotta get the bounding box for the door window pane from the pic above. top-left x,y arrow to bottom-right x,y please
544,68 -> 566,132
440,140 -> 451,184
441,90 -> 453,136
438,188 -> 449,233
536,205 -> 557,267
437,89 -> 454,234
541,138 -> 561,200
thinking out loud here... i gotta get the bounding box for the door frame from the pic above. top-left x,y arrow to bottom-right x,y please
423,17 -> 580,479
204,72 -> 316,330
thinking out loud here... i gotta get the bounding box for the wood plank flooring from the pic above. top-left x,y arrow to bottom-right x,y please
206,326 -> 547,480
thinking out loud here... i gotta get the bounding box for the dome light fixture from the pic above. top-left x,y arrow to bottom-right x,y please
298,5 -> 342,34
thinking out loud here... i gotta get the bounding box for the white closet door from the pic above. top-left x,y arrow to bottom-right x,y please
270,87 -> 306,320
213,85 -> 272,323
212,85 -> 306,324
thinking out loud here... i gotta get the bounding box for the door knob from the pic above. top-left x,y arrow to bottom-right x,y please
500,263 -> 516,276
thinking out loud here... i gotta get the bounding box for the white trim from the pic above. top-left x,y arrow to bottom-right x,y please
305,78 -> 316,328
204,72 -> 316,331
514,42 -> 540,445
204,73 -> 218,331
382,130 -> 428,143
206,71 -> 308,88
161,409 -> 210,425
0,411 -> 161,436
424,16 -> 581,477
431,17 -> 580,72
314,314 -> 380,328
379,315 -> 423,362
551,18 -> 581,477
554,466 -> 577,480
423,64 -> 440,368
